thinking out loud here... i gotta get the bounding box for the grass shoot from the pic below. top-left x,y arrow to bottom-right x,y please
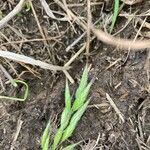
41,65 -> 92,150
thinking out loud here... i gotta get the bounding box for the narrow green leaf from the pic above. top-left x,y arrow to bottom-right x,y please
72,81 -> 92,112
52,109 -> 72,150
41,121 -> 51,149
65,79 -> 71,110
61,101 -> 89,142
0,79 -> 29,101
110,0 -> 120,33
62,141 -> 81,150
42,135 -> 50,150
75,65 -> 88,99
60,108 -> 72,129
52,128 -> 63,150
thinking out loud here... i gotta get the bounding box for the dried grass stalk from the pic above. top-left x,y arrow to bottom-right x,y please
0,50 -> 68,71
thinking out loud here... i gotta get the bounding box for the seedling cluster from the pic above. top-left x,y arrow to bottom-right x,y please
41,65 -> 92,150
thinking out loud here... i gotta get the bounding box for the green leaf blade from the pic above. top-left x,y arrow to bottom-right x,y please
110,0 -> 120,33
52,128 -> 63,150
72,81 -> 92,112
75,65 -> 88,99
65,79 -> 71,110
41,121 -> 51,149
43,135 -> 50,150
62,141 -> 81,150
61,101 -> 89,142
60,108 -> 72,129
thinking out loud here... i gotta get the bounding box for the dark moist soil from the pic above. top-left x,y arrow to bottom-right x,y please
0,0 -> 150,150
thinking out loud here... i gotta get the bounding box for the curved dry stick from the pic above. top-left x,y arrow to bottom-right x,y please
53,0 -> 150,51
0,0 -> 25,29
91,27 -> 150,50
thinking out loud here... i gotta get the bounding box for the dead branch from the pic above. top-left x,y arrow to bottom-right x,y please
0,50 -> 68,71
53,0 -> 150,51
0,0 -> 25,29
40,0 -> 69,21
91,26 -> 150,50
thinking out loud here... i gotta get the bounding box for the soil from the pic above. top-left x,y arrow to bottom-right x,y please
0,0 -> 150,150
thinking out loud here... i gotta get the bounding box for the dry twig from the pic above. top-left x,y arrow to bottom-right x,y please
40,0 -> 69,21
86,0 -> 91,58
10,118 -> 23,150
0,51 -> 68,71
91,27 -> 150,50
53,0 -> 150,51
106,93 -> 125,123
0,0 -> 25,29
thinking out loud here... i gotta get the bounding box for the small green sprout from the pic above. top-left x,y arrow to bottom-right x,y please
62,141 -> 81,150
72,81 -> 92,112
75,65 -> 88,99
41,121 -> 51,149
41,65 -> 92,150
25,1 -> 31,12
0,79 -> 29,101
52,128 -> 64,150
61,100 -> 89,142
110,0 -> 120,33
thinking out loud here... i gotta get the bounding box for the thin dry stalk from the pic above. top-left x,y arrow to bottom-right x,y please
62,0 -> 76,31
53,0 -> 87,29
121,0 -> 143,5
66,18 -> 101,52
64,44 -> 86,67
105,58 -> 122,70
30,0 -> 74,82
10,118 -> 23,150
92,133 -> 101,149
1,0 -> 150,52
106,93 -> 125,123
113,12 -> 136,36
67,2 -> 103,7
66,32 -> 86,52
0,64 -> 17,87
138,115 -> 144,141
40,0 -> 69,21
63,70 -> 74,84
86,0 -> 91,58
6,24 -> 27,40
0,51 -> 67,71
0,77 -> 5,92
1,36 -> 60,46
0,0 -> 25,29
123,17 -> 147,64
0,32 -> 20,51
4,59 -> 19,76
29,0 -> 47,46
136,18 -> 150,29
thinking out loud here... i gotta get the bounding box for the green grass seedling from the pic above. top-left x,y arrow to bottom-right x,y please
75,65 -> 88,99
61,100 -> 89,142
41,121 -> 51,150
41,65 -> 92,150
72,81 -> 92,112
110,0 -> 120,33
62,141 -> 81,150
52,80 -> 72,149
52,128 -> 64,150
